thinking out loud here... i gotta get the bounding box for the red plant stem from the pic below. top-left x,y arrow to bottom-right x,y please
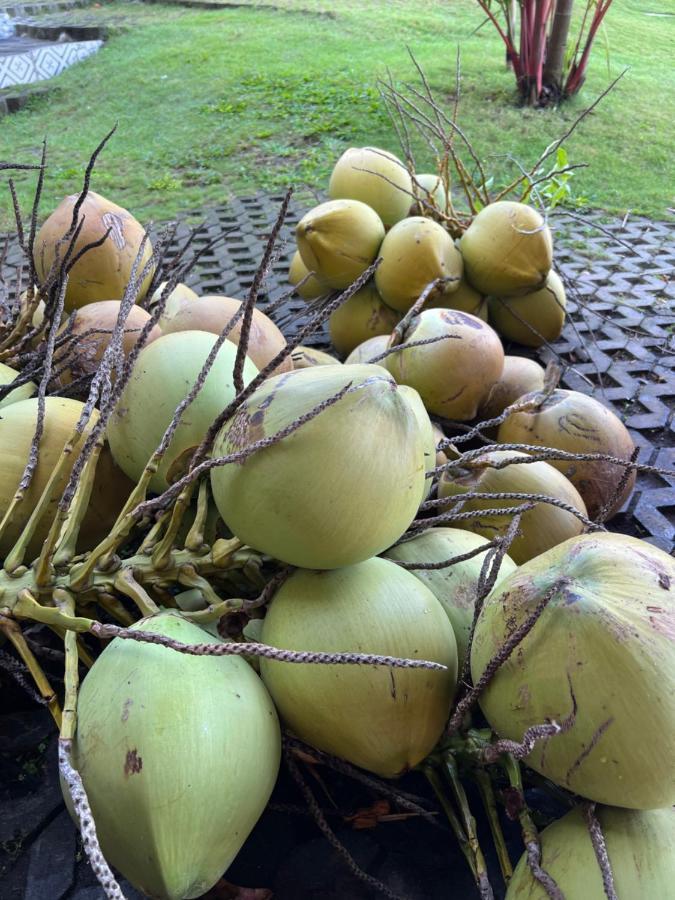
565,1 -> 614,96
475,0 -> 521,76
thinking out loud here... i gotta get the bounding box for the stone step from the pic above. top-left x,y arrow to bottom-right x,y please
0,34 -> 101,89
13,19 -> 108,40
0,0 -> 90,16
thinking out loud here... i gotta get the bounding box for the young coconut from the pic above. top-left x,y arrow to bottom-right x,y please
296,199 -> 385,289
383,309 -> 504,420
328,283 -> 400,356
210,364 -> 427,569
437,450 -> 588,564
152,280 -> 198,330
498,389 -> 637,520
291,345 -> 341,369
328,146 -> 413,227
478,355 -> 546,420
161,294 -> 292,375
288,249 -> 327,301
429,277 -> 488,322
397,384 -> 436,500
489,269 -> 566,347
506,805 -> 675,899
344,334 -> 389,365
107,330 -> 258,493
0,397 -> 133,559
384,528 -> 517,668
34,191 -> 155,311
460,201 -> 552,297
0,361 -> 35,408
471,532 -> 675,809
411,172 -> 447,215
68,611 -> 280,900
374,217 -> 463,313
53,301 -> 162,386
432,423 -> 448,467
260,558 -> 457,778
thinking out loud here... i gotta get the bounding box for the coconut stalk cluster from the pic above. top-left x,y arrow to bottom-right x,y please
0,103 -> 673,900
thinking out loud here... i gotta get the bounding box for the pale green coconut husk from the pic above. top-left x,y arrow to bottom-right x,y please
329,146 -> 413,227
489,269 -> 566,347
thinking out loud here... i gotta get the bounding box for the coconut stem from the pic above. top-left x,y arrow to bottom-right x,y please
423,762 -> 479,881
582,802 -> 618,900
473,769 -> 513,884
113,569 -> 160,618
0,613 -> 62,726
151,480 -> 197,571
96,593 -> 136,627
184,479 -> 211,551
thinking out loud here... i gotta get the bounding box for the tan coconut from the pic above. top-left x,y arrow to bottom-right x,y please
290,346 -> 340,369
460,201 -> 552,297
498,388 -> 637,520
384,308 -> 504,420
429,277 -> 488,321
296,199 -> 385,289
34,191 -> 155,312
375,216 -> 463,313
438,449 -> 588,564
411,172 -> 447,214
478,355 -> 546,420
432,424 -> 448,468
152,281 -> 198,330
288,250 -> 327,301
329,146 -> 413,227
489,269 -> 566,347
344,335 -> 389,366
329,284 -> 400,356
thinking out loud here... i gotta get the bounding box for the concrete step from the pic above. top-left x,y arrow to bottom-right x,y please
0,34 -> 101,89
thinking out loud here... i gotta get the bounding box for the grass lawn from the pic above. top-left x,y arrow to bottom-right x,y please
1,0 -> 674,232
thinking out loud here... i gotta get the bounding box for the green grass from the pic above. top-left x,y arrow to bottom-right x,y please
1,0 -> 674,231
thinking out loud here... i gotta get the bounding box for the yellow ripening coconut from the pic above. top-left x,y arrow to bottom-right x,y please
472,532 -> 675,809
0,362 -> 35,409
0,396 -> 133,559
69,611 -> 280,900
153,281 -> 198,330
329,283 -> 400,356
411,173 -> 447,214
429,277 -> 488,321
384,308 -> 504,420
438,449 -> 588,564
478,355 -> 546,420
107,331 -> 258,493
33,191 -> 155,312
296,199 -> 385,289
260,558 -> 457,778
489,269 -> 566,347
398,384 -> 435,501
328,146 -> 413,227
210,365 -> 427,569
53,301 -> 162,386
432,423 -> 448,468
498,389 -> 636,520
375,217 -> 463,313
460,201 -> 552,297
288,250 -> 328,301
385,528 -> 517,668
507,806 -> 675,899
344,334 -> 389,365
290,345 -> 340,369
161,294 -> 291,376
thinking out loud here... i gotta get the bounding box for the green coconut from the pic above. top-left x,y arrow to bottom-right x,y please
329,146 -> 413,227
385,528 -> 517,668
296,199 -> 385,289
384,308 -> 504,420
290,345 -> 341,369
288,250 -> 328,301
398,384 -> 436,500
507,805 -> 675,899
375,216 -> 463,313
0,361 -> 35,409
498,389 -> 636,520
210,364 -> 427,569
471,532 -> 675,809
153,281 -> 198,330
438,449 -> 588,564
429,277 -> 488,321
344,334 -> 389,365
260,558 -> 457,778
411,173 -> 447,214
329,283 -> 400,356
478,356 -> 545,420
107,330 -> 258,493
34,191 -> 155,312
489,269 -> 566,347
68,611 -> 280,900
460,201 -> 552,297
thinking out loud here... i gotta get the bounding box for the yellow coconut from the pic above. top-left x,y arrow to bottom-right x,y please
153,281 -> 198,330
460,201 -> 552,297
328,146 -> 413,227
384,309 -> 504,420
329,284 -> 400,356
432,424 -> 448,468
438,449 -> 588,564
54,301 -> 162,386
288,250 -> 328,301
478,355 -> 546,420
0,362 -> 35,409
290,346 -> 340,369
375,216 -> 463,313
296,199 -> 385,289
498,389 -> 637,520
34,191 -> 155,312
411,173 -> 447,214
161,294 -> 292,376
344,335 -> 389,366
489,269 -> 566,347
429,277 -> 488,321
398,384 -> 436,500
